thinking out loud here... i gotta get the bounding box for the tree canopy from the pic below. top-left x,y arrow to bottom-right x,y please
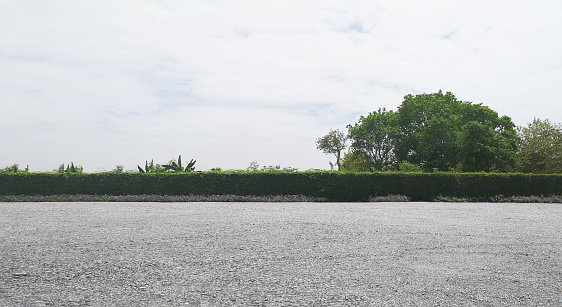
393,91 -> 518,172
516,118 -> 562,173
320,90 -> 521,172
347,108 -> 397,171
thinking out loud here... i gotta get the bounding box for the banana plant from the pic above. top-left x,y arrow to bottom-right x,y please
137,160 -> 164,173
163,155 -> 196,172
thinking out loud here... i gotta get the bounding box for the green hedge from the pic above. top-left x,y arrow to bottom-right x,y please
1,172 -> 562,201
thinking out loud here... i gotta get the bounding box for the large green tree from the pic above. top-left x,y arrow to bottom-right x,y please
516,118 -> 562,173
393,91 -> 459,170
347,108 -> 397,171
394,91 -> 518,172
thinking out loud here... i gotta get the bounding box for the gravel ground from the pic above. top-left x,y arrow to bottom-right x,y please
0,202 -> 560,306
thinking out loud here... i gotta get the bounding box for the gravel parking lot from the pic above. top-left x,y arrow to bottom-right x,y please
1,202 -> 561,306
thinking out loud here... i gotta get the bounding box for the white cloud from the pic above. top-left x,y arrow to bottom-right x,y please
1,0 -> 562,171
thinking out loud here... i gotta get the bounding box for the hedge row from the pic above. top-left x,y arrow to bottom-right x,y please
1,172 -> 562,201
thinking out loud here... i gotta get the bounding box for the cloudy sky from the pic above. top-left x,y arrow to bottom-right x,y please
1,0 -> 561,172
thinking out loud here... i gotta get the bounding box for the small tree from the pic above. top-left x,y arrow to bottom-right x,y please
316,129 -> 347,170
57,162 -> 83,174
517,118 -> 562,173
340,150 -> 373,172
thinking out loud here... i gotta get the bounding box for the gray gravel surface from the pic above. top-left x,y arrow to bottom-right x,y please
0,202 -> 561,306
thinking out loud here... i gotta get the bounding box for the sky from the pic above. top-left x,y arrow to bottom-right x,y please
1,0 -> 562,172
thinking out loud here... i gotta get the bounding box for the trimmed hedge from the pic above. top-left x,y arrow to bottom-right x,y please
1,172 -> 562,201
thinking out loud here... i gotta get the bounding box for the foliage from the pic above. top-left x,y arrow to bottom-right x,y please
112,165 -> 125,173
280,166 -> 299,172
341,91 -> 518,173
57,162 -> 83,174
2,172 -> 562,202
397,161 -> 422,172
137,160 -> 165,173
340,150 -> 374,172
516,118 -> 562,173
261,165 -> 299,172
316,129 -> 347,170
347,108 -> 397,171
393,90 -> 518,172
447,163 -> 463,173
261,165 -> 281,171
246,161 -> 260,172
0,164 -> 28,173
457,119 -> 518,172
163,155 -> 196,172
245,162 -> 298,172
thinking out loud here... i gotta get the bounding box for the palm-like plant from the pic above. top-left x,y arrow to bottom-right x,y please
137,160 -> 165,173
163,155 -> 196,172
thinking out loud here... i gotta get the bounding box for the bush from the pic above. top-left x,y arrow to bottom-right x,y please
0,164 -> 28,173
398,161 -> 423,172
1,172 -> 561,202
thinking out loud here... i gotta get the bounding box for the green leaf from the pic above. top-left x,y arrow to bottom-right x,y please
185,159 -> 196,172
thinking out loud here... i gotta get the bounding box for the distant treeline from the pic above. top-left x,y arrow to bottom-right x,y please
3,91 -> 562,176
317,90 -> 562,174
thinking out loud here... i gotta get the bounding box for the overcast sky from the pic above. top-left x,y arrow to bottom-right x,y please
1,0 -> 561,172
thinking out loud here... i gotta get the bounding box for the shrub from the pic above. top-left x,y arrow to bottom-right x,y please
1,172 -> 561,202
0,164 -> 28,173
